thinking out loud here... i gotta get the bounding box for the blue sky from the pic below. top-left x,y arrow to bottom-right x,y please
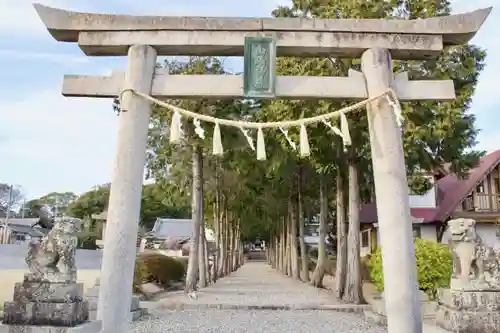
0,0 -> 497,200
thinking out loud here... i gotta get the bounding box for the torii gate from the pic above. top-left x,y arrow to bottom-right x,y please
34,4 -> 491,333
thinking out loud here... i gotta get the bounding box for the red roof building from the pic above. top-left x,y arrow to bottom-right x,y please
359,150 -> 500,256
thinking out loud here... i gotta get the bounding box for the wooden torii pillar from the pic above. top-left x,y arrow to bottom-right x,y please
34,4 -> 491,333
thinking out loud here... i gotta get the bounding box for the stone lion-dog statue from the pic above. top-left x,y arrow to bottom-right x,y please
447,218 -> 498,288
25,217 -> 82,283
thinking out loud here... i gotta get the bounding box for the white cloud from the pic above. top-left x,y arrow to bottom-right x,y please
452,0 -> 498,109
0,0 -> 288,37
451,0 -> 499,153
0,0 -> 64,36
0,0 -> 497,199
114,0 -> 288,17
0,0 -> 100,37
472,131 -> 500,154
0,49 -> 89,65
0,0 -> 290,199
0,89 -> 118,198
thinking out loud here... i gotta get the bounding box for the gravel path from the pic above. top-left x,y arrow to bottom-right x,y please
151,261 -> 349,309
130,261 -> 386,332
129,309 -> 388,333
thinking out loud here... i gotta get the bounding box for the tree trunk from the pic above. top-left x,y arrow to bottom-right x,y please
240,239 -> 245,266
217,215 -> 224,278
227,218 -> 233,273
286,219 -> 292,277
335,148 -> 348,299
343,154 -> 366,304
217,199 -> 227,278
212,204 -> 219,283
204,231 -> 210,283
274,236 -> 279,269
311,174 -> 327,288
185,145 -> 202,293
231,221 -> 237,271
289,197 -> 300,280
268,236 -> 274,266
273,235 -> 279,270
210,253 -> 216,283
297,167 -> 309,282
279,218 -> 286,274
198,221 -> 208,288
198,155 -> 207,289
223,211 -> 230,276
234,219 -> 241,270
212,165 -> 222,282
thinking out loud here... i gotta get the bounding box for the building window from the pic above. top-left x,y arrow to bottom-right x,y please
11,233 -> 26,244
476,184 -> 485,193
412,227 -> 421,239
361,230 -> 370,247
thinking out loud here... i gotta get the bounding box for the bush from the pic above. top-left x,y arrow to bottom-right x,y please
77,235 -> 98,250
361,255 -> 372,281
133,253 -> 186,292
368,238 -> 452,299
176,256 -> 189,271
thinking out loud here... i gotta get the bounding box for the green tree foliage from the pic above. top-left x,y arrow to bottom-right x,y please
65,182 -> 189,230
140,183 -> 190,229
25,191 -> 77,217
67,184 -> 110,220
272,0 -> 485,190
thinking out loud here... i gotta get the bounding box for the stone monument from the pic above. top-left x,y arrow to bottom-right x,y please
436,218 -> 500,333
0,217 -> 101,332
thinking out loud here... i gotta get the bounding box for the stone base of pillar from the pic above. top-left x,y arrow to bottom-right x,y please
1,275 -> 101,332
435,289 -> 500,333
364,290 -> 438,325
0,320 -> 101,333
85,279 -> 147,322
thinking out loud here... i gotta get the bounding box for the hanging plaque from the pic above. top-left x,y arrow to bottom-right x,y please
243,36 -> 276,99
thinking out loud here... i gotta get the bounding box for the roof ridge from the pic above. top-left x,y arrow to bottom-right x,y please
437,150 -> 500,221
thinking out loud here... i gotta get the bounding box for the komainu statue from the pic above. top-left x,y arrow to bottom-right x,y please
25,217 -> 82,283
446,218 -> 500,289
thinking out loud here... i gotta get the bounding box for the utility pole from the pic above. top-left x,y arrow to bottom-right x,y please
4,184 -> 13,223
21,199 -> 26,219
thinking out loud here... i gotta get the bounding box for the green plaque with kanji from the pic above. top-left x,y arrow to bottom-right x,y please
243,36 -> 276,99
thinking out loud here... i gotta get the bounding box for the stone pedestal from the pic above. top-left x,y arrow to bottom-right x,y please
365,290 -> 438,325
1,275 -> 100,332
0,321 -> 101,333
85,279 -> 146,321
435,289 -> 500,333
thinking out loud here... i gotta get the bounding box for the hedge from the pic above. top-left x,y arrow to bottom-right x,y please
368,238 -> 452,299
133,253 -> 186,292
